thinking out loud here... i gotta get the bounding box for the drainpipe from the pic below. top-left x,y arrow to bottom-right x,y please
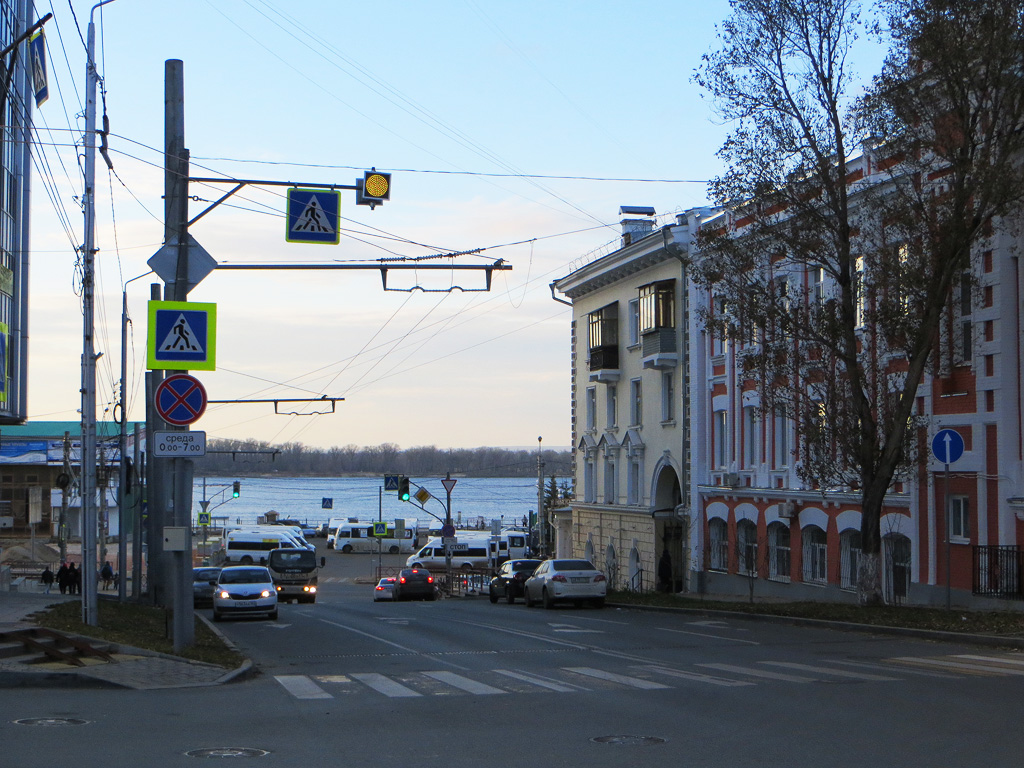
550,282 -> 572,307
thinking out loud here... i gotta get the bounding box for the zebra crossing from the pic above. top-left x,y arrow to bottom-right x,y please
274,652 -> 1024,700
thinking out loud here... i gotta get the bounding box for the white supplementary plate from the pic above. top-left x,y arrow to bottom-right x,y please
153,430 -> 207,457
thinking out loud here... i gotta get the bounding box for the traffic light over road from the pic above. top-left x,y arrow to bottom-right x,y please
398,476 -> 410,502
232,481 -> 240,498
357,169 -> 391,208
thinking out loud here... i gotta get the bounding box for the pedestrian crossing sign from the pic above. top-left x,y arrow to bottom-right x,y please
147,300 -> 217,371
286,188 -> 341,244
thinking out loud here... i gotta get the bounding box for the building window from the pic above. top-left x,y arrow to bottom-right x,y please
661,370 -> 674,422
711,295 -> 729,357
713,410 -> 728,469
737,519 -> 758,576
586,387 -> 597,431
810,265 -> 825,308
603,456 -> 616,504
768,522 -> 791,581
774,412 -> 790,469
854,255 -> 866,328
743,406 -> 758,468
639,280 -> 675,332
627,458 -> 641,505
628,298 -> 640,346
709,518 -> 728,571
588,302 -> 619,370
840,530 -> 861,591
950,495 -> 970,540
606,385 -> 617,428
583,457 -> 596,503
802,526 -> 827,584
630,379 -> 643,426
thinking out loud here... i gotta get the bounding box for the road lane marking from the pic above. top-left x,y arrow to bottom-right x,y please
493,669 -> 585,692
830,659 -> 958,678
318,617 -> 467,670
888,657 -> 1023,676
697,663 -> 816,683
759,661 -> 899,681
641,665 -> 754,687
350,672 -> 422,697
421,671 -> 506,695
658,627 -> 761,645
564,667 -> 671,689
955,654 -> 1024,669
275,675 -> 332,699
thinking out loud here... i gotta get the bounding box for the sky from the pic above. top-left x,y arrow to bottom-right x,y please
27,0 -> 794,451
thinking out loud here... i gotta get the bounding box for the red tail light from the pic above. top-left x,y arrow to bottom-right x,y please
551,574 -> 567,583
399,577 -> 407,583
594,574 -> 606,583
428,576 -> 434,584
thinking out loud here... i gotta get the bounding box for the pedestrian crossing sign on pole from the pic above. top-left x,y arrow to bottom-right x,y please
286,188 -> 341,244
147,300 -> 217,371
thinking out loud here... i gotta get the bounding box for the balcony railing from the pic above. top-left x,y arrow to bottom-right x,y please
589,345 -> 619,371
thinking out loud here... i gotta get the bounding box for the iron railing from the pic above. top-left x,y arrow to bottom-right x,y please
973,545 -> 1023,599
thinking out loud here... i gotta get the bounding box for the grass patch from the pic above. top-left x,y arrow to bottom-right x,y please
608,590 -> 1024,636
33,598 -> 246,669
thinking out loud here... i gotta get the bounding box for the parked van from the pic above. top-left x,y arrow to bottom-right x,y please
223,528 -> 307,564
324,518 -> 347,549
406,530 -> 529,570
333,519 -> 419,554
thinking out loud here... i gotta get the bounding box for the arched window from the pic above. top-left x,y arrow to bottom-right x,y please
737,519 -> 758,576
605,543 -> 618,590
767,522 -> 791,581
883,533 -> 911,605
802,526 -> 827,584
840,530 -> 861,591
709,518 -> 728,571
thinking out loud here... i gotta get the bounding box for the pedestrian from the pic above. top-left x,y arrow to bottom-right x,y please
69,562 -> 81,595
40,566 -> 54,594
100,561 -> 114,590
658,550 -> 672,593
56,561 -> 69,594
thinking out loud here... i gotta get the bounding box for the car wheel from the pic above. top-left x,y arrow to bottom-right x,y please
506,588 -> 516,605
592,597 -> 605,609
542,588 -> 554,609
212,610 -> 222,622
240,556 -> 253,565
524,587 -> 534,608
389,545 -> 400,554
269,609 -> 278,621
489,587 -> 498,604
341,545 -> 353,554
412,562 -> 424,568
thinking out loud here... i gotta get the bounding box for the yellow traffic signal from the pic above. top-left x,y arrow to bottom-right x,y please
357,169 -> 391,208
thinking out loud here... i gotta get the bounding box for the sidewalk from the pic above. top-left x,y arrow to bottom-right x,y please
0,590 -> 251,690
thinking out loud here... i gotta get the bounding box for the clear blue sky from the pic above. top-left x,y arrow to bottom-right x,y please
28,0 -> 876,451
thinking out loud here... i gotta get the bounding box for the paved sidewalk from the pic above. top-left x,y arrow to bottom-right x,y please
0,590 -> 251,690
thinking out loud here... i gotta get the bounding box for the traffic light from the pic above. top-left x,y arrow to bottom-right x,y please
356,168 -> 391,208
232,481 -> 240,498
398,476 -> 410,502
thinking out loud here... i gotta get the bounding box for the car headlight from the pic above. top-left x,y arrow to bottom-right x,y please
218,590 -> 229,599
260,590 -> 272,598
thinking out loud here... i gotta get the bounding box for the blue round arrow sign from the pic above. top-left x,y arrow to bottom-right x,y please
154,373 -> 208,426
931,428 -> 965,465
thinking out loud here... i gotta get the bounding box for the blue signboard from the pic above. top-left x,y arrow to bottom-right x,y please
286,188 -> 341,244
931,428 -> 965,465
384,474 -> 400,492
322,498 -> 333,509
147,301 -> 217,371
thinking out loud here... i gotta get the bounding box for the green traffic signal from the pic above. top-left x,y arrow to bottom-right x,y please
232,481 -> 240,498
399,476 -> 410,502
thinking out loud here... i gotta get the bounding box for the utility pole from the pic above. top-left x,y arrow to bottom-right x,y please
536,436 -> 545,556
59,431 -> 70,564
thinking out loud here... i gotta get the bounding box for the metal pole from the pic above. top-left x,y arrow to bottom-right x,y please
117,288 -> 128,601
536,436 -> 545,556
945,462 -> 951,610
132,422 -> 142,598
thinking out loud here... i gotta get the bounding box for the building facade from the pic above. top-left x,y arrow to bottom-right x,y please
0,1 -> 35,424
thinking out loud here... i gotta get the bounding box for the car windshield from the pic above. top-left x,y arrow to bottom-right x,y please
269,550 -> 317,569
219,568 -> 271,584
512,561 -> 541,572
193,568 -> 221,581
552,560 -> 596,571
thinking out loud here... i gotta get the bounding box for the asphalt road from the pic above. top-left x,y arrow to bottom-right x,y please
5,545 -> 1024,767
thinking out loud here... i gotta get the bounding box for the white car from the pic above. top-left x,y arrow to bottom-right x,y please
213,566 -> 278,621
523,559 -> 607,609
373,576 -> 396,602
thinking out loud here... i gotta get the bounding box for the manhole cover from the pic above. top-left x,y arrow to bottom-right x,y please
15,718 -> 90,726
591,735 -> 667,746
185,748 -> 270,759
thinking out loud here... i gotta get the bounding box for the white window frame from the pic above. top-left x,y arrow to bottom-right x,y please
630,378 -> 643,426
586,387 -> 597,431
768,523 -> 791,582
743,406 -> 758,469
628,298 -> 640,347
802,526 -> 827,584
774,412 -> 790,469
713,410 -> 728,469
709,518 -> 728,571
950,495 -> 970,541
583,456 -> 596,503
840,530 -> 861,591
737,519 -> 758,576
627,458 -> 641,505
661,370 -> 674,422
603,455 -> 617,504
606,384 -> 617,428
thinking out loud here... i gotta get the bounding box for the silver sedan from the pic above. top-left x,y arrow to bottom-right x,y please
523,559 -> 607,609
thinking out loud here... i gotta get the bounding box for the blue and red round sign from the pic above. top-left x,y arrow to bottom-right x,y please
154,373 -> 208,426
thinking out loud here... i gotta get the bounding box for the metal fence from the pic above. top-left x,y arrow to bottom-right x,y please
973,545 -> 1023,599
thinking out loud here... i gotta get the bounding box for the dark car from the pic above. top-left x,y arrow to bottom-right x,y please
192,566 -> 222,607
489,559 -> 542,604
393,568 -> 436,601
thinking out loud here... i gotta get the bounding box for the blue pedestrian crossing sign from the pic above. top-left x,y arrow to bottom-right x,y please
147,301 -> 217,371
287,188 -> 341,244
384,474 -> 400,492
322,498 -> 333,509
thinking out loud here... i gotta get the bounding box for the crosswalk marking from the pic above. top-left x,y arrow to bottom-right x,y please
274,675 -> 332,699
493,669 -> 583,692
888,657 -> 1024,676
697,663 -> 817,683
349,672 -> 422,697
421,671 -> 506,695
564,667 -> 670,689
955,654 -> 1024,670
641,665 -> 754,687
830,659 -> 958,678
759,661 -> 899,681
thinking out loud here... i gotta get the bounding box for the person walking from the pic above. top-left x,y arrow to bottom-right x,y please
68,562 -> 81,595
55,562 -> 69,595
658,549 -> 673,593
40,566 -> 54,594
100,561 -> 114,590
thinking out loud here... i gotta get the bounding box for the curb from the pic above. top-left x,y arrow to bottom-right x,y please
606,602 -> 1024,649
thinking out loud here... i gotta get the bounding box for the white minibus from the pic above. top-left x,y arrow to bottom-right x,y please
223,529 -> 303,565
406,530 -> 528,570
333,519 -> 418,554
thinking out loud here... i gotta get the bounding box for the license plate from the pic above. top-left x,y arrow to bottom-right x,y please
570,577 -> 590,583
236,600 -> 257,607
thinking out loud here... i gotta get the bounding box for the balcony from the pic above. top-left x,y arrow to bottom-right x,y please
641,328 -> 678,369
588,345 -> 620,383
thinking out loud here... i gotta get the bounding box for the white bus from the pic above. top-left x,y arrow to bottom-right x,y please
406,530 -> 529,571
223,528 -> 305,565
333,519 -> 419,554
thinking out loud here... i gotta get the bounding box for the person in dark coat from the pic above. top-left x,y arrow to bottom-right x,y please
658,550 -> 672,593
100,561 -> 114,590
55,562 -> 69,594
69,562 -> 81,595
41,566 -> 54,594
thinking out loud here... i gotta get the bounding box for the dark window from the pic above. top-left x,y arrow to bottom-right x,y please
639,280 -> 675,332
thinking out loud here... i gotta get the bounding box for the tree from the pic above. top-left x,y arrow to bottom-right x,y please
692,0 -> 1024,604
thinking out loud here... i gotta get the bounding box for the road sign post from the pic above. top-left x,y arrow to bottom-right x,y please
932,428 -> 965,610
